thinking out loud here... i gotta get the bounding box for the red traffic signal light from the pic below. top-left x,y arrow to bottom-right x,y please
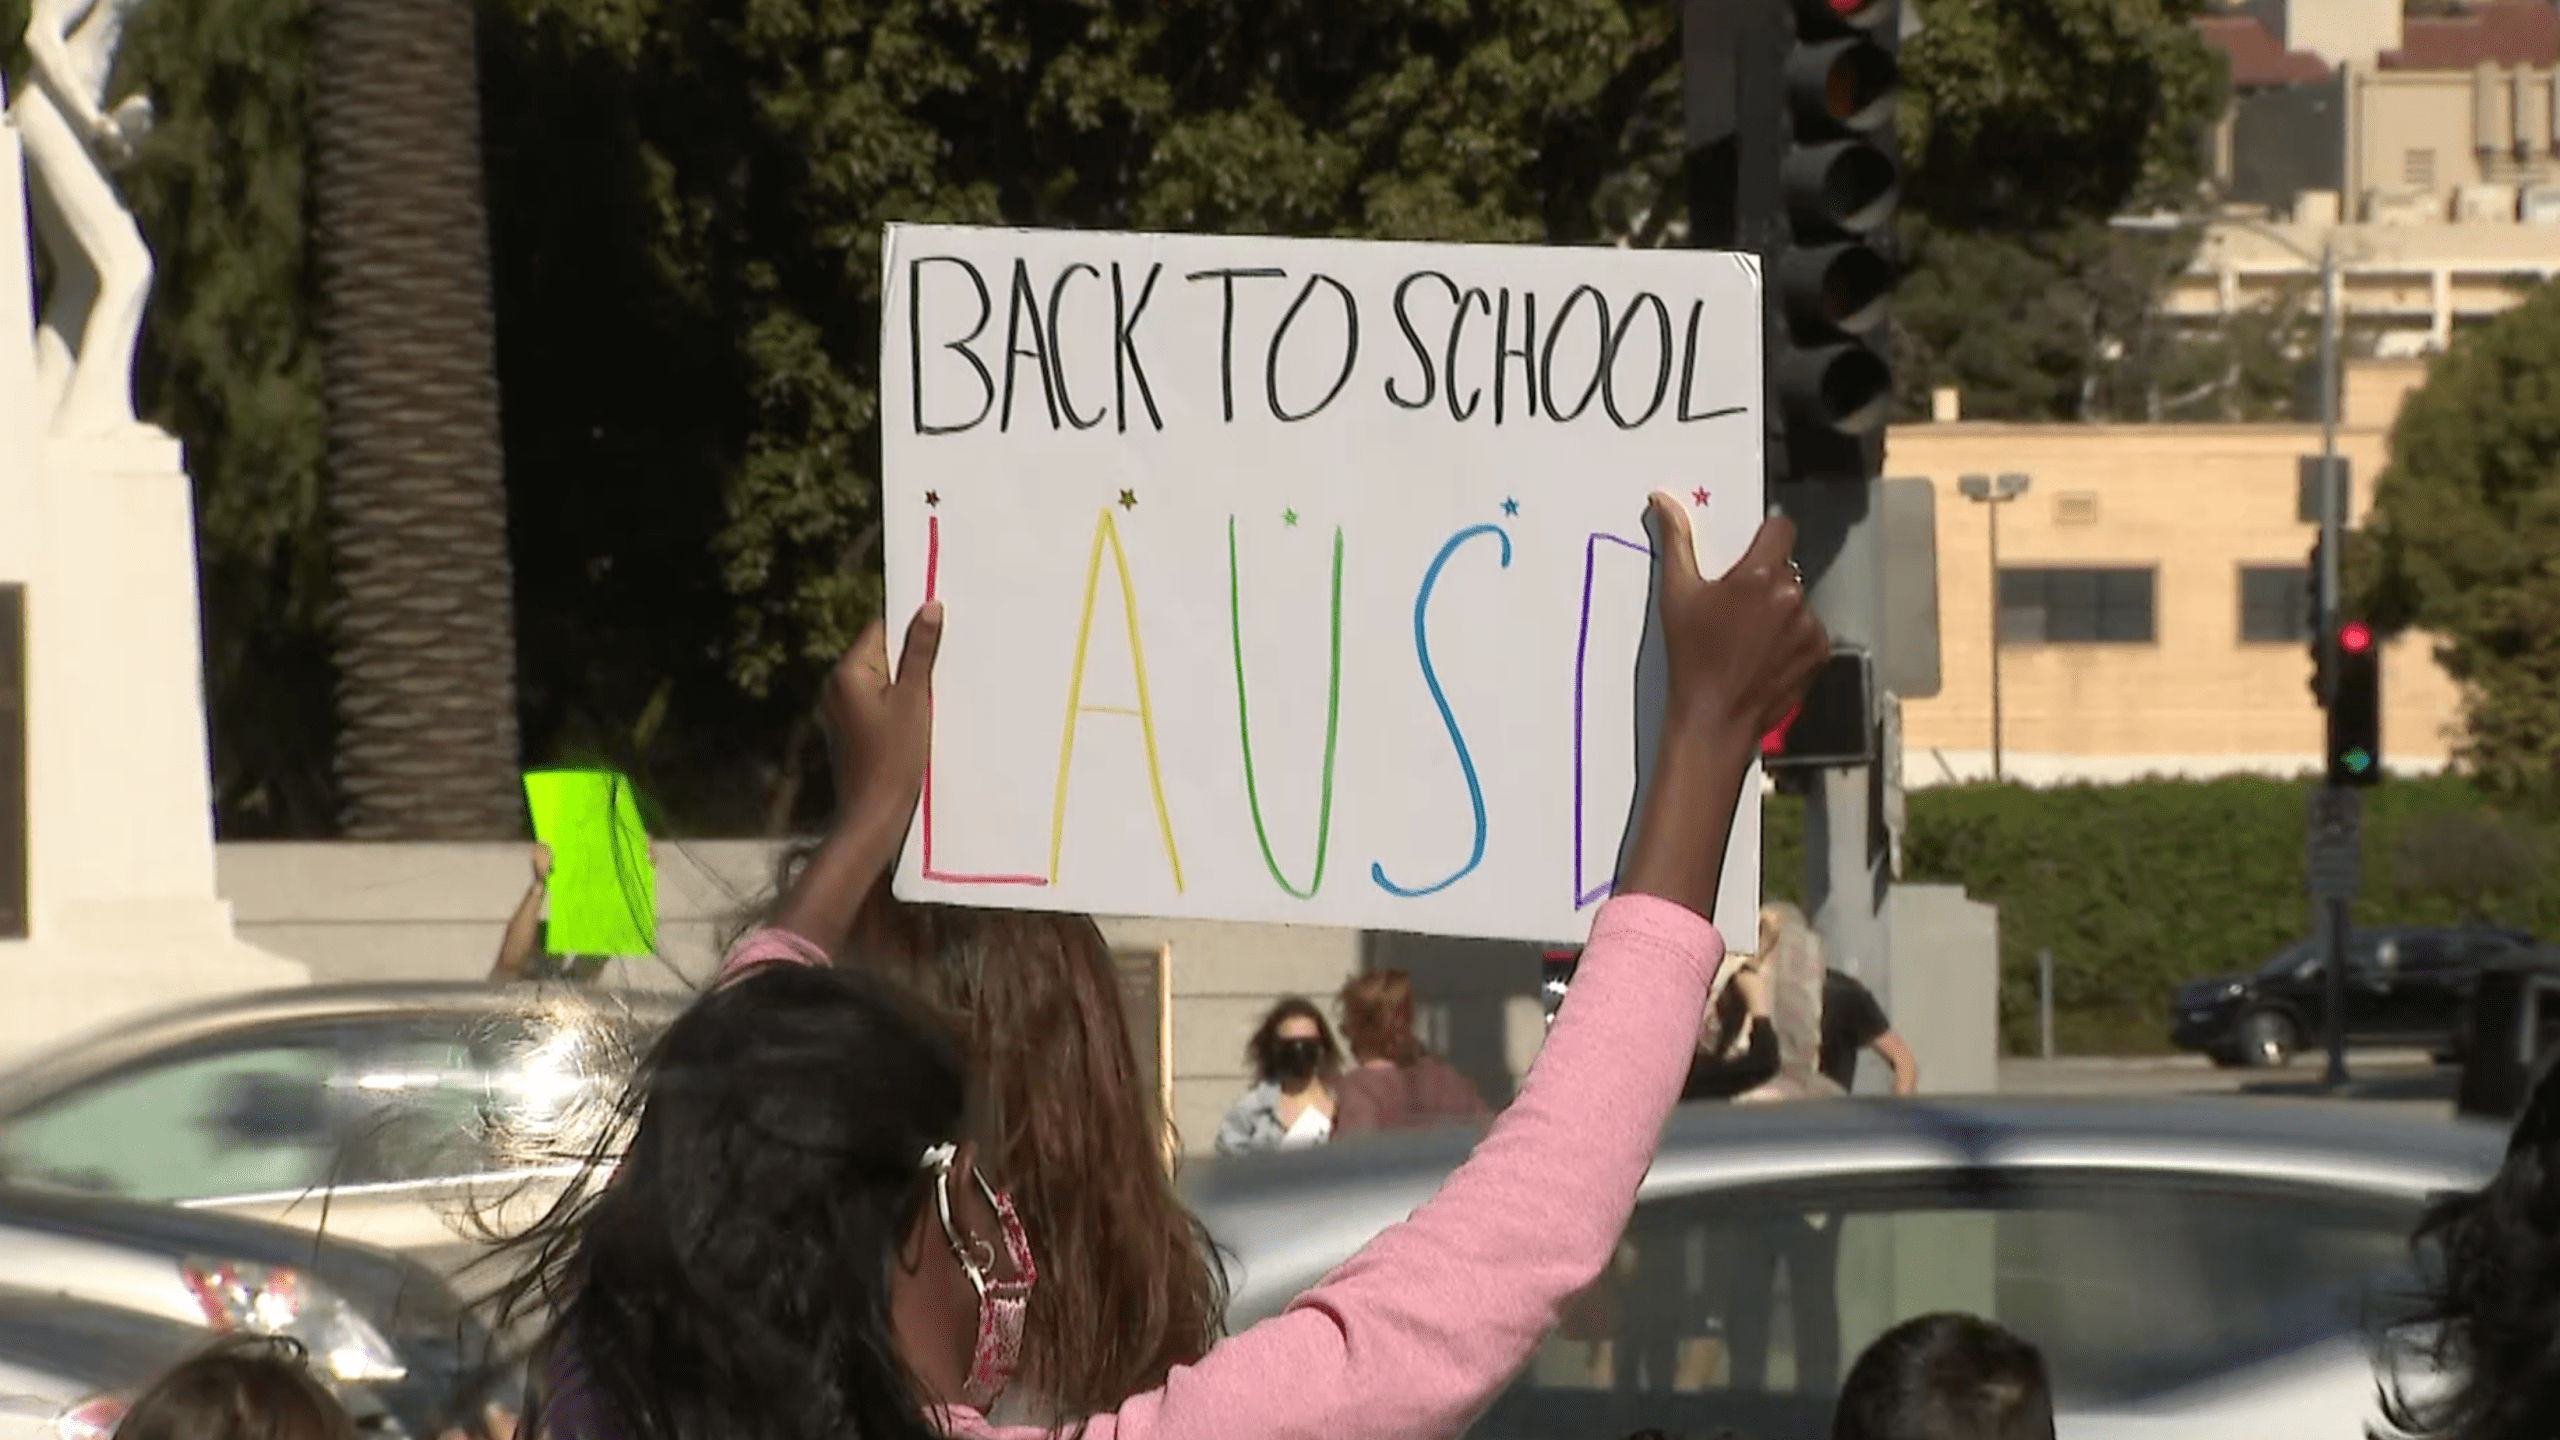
2339,621 -> 2373,655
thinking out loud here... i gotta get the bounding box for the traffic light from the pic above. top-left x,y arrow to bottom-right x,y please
2326,620 -> 2382,786
1762,650 -> 1876,769
1772,0 -> 1901,482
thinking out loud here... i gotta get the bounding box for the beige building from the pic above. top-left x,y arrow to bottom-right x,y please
1888,362 -> 2466,786
2189,0 -> 2560,355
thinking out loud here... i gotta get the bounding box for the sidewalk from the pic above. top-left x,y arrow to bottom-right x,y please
1996,1050 -> 2450,1109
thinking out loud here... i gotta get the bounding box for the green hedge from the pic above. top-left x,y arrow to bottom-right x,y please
1760,776 -> 2560,1055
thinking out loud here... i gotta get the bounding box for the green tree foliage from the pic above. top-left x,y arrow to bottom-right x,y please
2364,280 -> 2560,799
1889,0 -> 2238,422
483,0 -> 1689,827
1763,774 -> 2558,1055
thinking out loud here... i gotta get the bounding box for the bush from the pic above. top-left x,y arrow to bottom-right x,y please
1760,775 -> 2560,1054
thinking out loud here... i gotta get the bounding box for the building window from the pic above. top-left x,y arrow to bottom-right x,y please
2406,148 -> 2437,188
2239,565 -> 2311,643
1999,567 -> 2157,645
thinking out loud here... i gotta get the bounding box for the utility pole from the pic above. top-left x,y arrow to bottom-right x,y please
2313,233 -> 2351,1091
1792,484 -> 1890,1003
1957,473 -> 2029,781
2115,212 -> 2355,1088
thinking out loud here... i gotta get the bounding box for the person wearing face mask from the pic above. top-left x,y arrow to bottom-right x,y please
504,495 -> 1828,1440
1216,998 -> 1343,1155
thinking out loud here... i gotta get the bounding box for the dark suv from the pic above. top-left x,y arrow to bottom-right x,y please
2171,925 -> 2533,1067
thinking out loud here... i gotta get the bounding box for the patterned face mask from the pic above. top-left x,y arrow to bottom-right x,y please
921,1143 -> 1038,1410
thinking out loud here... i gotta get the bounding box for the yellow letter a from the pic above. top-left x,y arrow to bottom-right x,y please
1050,509 -> 1184,891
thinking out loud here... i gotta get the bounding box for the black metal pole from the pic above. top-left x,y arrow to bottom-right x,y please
2324,877 -> 2350,1086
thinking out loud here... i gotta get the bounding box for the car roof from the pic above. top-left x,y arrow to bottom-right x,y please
0,982 -> 685,1116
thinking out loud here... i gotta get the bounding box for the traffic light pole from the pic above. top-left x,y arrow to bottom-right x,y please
1787,482 -> 1892,1029
2314,235 -> 2350,1091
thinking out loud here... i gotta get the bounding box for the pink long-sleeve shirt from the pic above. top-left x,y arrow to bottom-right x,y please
941,893 -> 1721,1440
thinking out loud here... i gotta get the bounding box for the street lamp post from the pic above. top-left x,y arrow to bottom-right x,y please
1957,472 -> 2031,782
2113,211 -> 2352,1088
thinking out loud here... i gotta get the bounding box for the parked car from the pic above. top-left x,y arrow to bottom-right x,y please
0,984 -> 677,1271
2170,925 -> 2532,1067
1184,1096 -> 2500,1440
0,1181 -> 508,1439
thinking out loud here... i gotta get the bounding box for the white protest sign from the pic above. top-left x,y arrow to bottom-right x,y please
881,224 -> 1764,945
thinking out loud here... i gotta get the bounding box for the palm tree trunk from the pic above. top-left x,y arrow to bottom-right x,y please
311,0 -> 523,838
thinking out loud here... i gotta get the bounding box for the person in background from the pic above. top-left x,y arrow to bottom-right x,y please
491,842 -> 659,984
1832,1313 -> 2055,1440
1216,998 -> 1341,1155
114,1336 -> 358,1440
1681,949 -> 1776,1100
1330,970 -> 1490,1137
1718,904 -> 1845,1394
1739,902 -> 1844,1104
1821,966 -> 1920,1096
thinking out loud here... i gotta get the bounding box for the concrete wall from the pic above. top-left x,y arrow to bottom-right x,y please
1883,884 -> 2000,1097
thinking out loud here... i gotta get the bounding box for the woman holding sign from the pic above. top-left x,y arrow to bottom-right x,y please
503,494 -> 1826,1440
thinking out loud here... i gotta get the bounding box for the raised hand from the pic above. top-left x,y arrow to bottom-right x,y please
1619,494 -> 1829,924
821,601 -> 943,834
1651,497 -> 1828,743
771,602 -> 945,953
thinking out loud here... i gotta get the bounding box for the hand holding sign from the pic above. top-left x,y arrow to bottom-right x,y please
1650,501 -> 1825,743
769,602 -> 947,956
1619,503 -> 1826,927
824,601 -> 945,833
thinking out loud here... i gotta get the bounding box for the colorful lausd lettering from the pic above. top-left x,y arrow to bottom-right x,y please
918,515 -> 1046,886
1050,509 -> 1185,891
1228,515 -> 1345,899
1371,524 -> 1511,899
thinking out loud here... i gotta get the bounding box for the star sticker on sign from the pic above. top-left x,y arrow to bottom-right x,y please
1118,489 -> 1138,510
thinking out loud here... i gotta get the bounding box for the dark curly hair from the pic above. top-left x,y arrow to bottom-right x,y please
1244,998 -> 1342,1084
494,962 -> 966,1440
2383,1053 -> 2560,1440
